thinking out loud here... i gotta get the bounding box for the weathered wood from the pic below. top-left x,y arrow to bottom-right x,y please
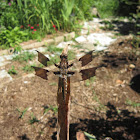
57,77 -> 70,140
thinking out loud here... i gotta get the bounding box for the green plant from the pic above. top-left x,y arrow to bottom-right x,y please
131,36 -> 140,49
68,50 -> 76,60
93,0 -> 119,18
85,76 -> 96,87
16,107 -> 28,119
13,51 -> 36,62
22,65 -> 34,73
48,55 -> 60,66
29,113 -> 40,124
72,44 -> 82,49
0,27 -> 27,51
8,66 -> 18,75
46,45 -> 63,54
84,132 -> 97,140
49,82 -> 57,86
100,20 -> 115,30
125,99 -> 140,107
44,105 -> 58,114
0,0 -> 94,33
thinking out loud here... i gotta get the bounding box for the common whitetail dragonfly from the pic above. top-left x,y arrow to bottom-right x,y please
32,46 -> 103,101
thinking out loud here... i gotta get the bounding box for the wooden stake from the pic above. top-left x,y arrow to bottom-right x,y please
57,45 -> 70,140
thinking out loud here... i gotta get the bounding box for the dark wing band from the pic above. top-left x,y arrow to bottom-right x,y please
32,66 -> 49,80
36,50 -> 50,67
79,50 -> 94,67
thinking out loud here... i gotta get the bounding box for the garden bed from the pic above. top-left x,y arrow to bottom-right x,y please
0,37 -> 140,140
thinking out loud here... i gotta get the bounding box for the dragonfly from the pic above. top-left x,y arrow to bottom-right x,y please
32,45 -> 103,101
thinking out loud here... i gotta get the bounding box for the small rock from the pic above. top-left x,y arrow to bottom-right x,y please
129,64 -> 135,69
4,55 -> 14,60
113,93 -> 117,97
0,56 -> 5,62
75,36 -> 87,43
0,70 -> 12,82
23,81 -> 29,84
81,29 -> 89,35
57,41 -> 75,48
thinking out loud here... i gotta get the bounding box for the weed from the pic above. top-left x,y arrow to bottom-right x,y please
16,107 -> 28,119
49,82 -> 57,86
68,50 -> 76,60
92,90 -> 99,102
93,0 -> 119,18
100,20 -> 115,30
72,45 -> 82,49
46,45 -> 63,54
131,35 -> 140,49
44,105 -> 58,115
125,99 -> 140,107
29,113 -> 40,124
84,132 -> 97,140
0,27 -> 27,51
8,66 -> 18,75
92,90 -> 106,111
22,65 -> 34,73
48,55 -> 60,66
13,51 -> 36,62
114,32 -> 122,36
85,76 -> 96,87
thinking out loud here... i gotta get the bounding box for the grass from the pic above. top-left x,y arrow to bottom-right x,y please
85,76 -> 96,87
100,20 -> 115,31
16,107 -> 28,119
72,44 -> 83,49
49,82 -> 57,86
68,50 -> 76,60
93,0 -> 119,18
22,64 -> 34,73
13,51 -> 36,62
48,55 -> 60,66
92,90 -> 106,111
46,49 -> 76,66
46,45 -> 63,54
29,113 -> 40,124
44,105 -> 58,115
125,99 -> 140,107
8,66 -> 18,75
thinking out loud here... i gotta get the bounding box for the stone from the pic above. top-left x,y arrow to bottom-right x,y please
0,70 -> 12,86
57,42 -> 74,49
4,54 -> 14,60
129,64 -> 135,69
87,33 -> 115,45
0,56 -> 5,62
75,36 -> 87,43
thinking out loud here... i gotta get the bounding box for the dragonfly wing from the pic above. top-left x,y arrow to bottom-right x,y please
79,50 -> 94,67
32,66 -> 49,80
36,50 -> 50,67
80,67 -> 97,81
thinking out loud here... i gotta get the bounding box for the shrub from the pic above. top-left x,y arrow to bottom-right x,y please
0,27 -> 27,51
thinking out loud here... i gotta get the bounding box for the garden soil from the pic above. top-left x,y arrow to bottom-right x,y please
0,37 -> 140,140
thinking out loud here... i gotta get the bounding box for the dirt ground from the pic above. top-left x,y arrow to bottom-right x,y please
0,37 -> 140,140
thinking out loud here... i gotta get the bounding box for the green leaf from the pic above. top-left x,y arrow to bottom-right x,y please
84,132 -> 97,140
